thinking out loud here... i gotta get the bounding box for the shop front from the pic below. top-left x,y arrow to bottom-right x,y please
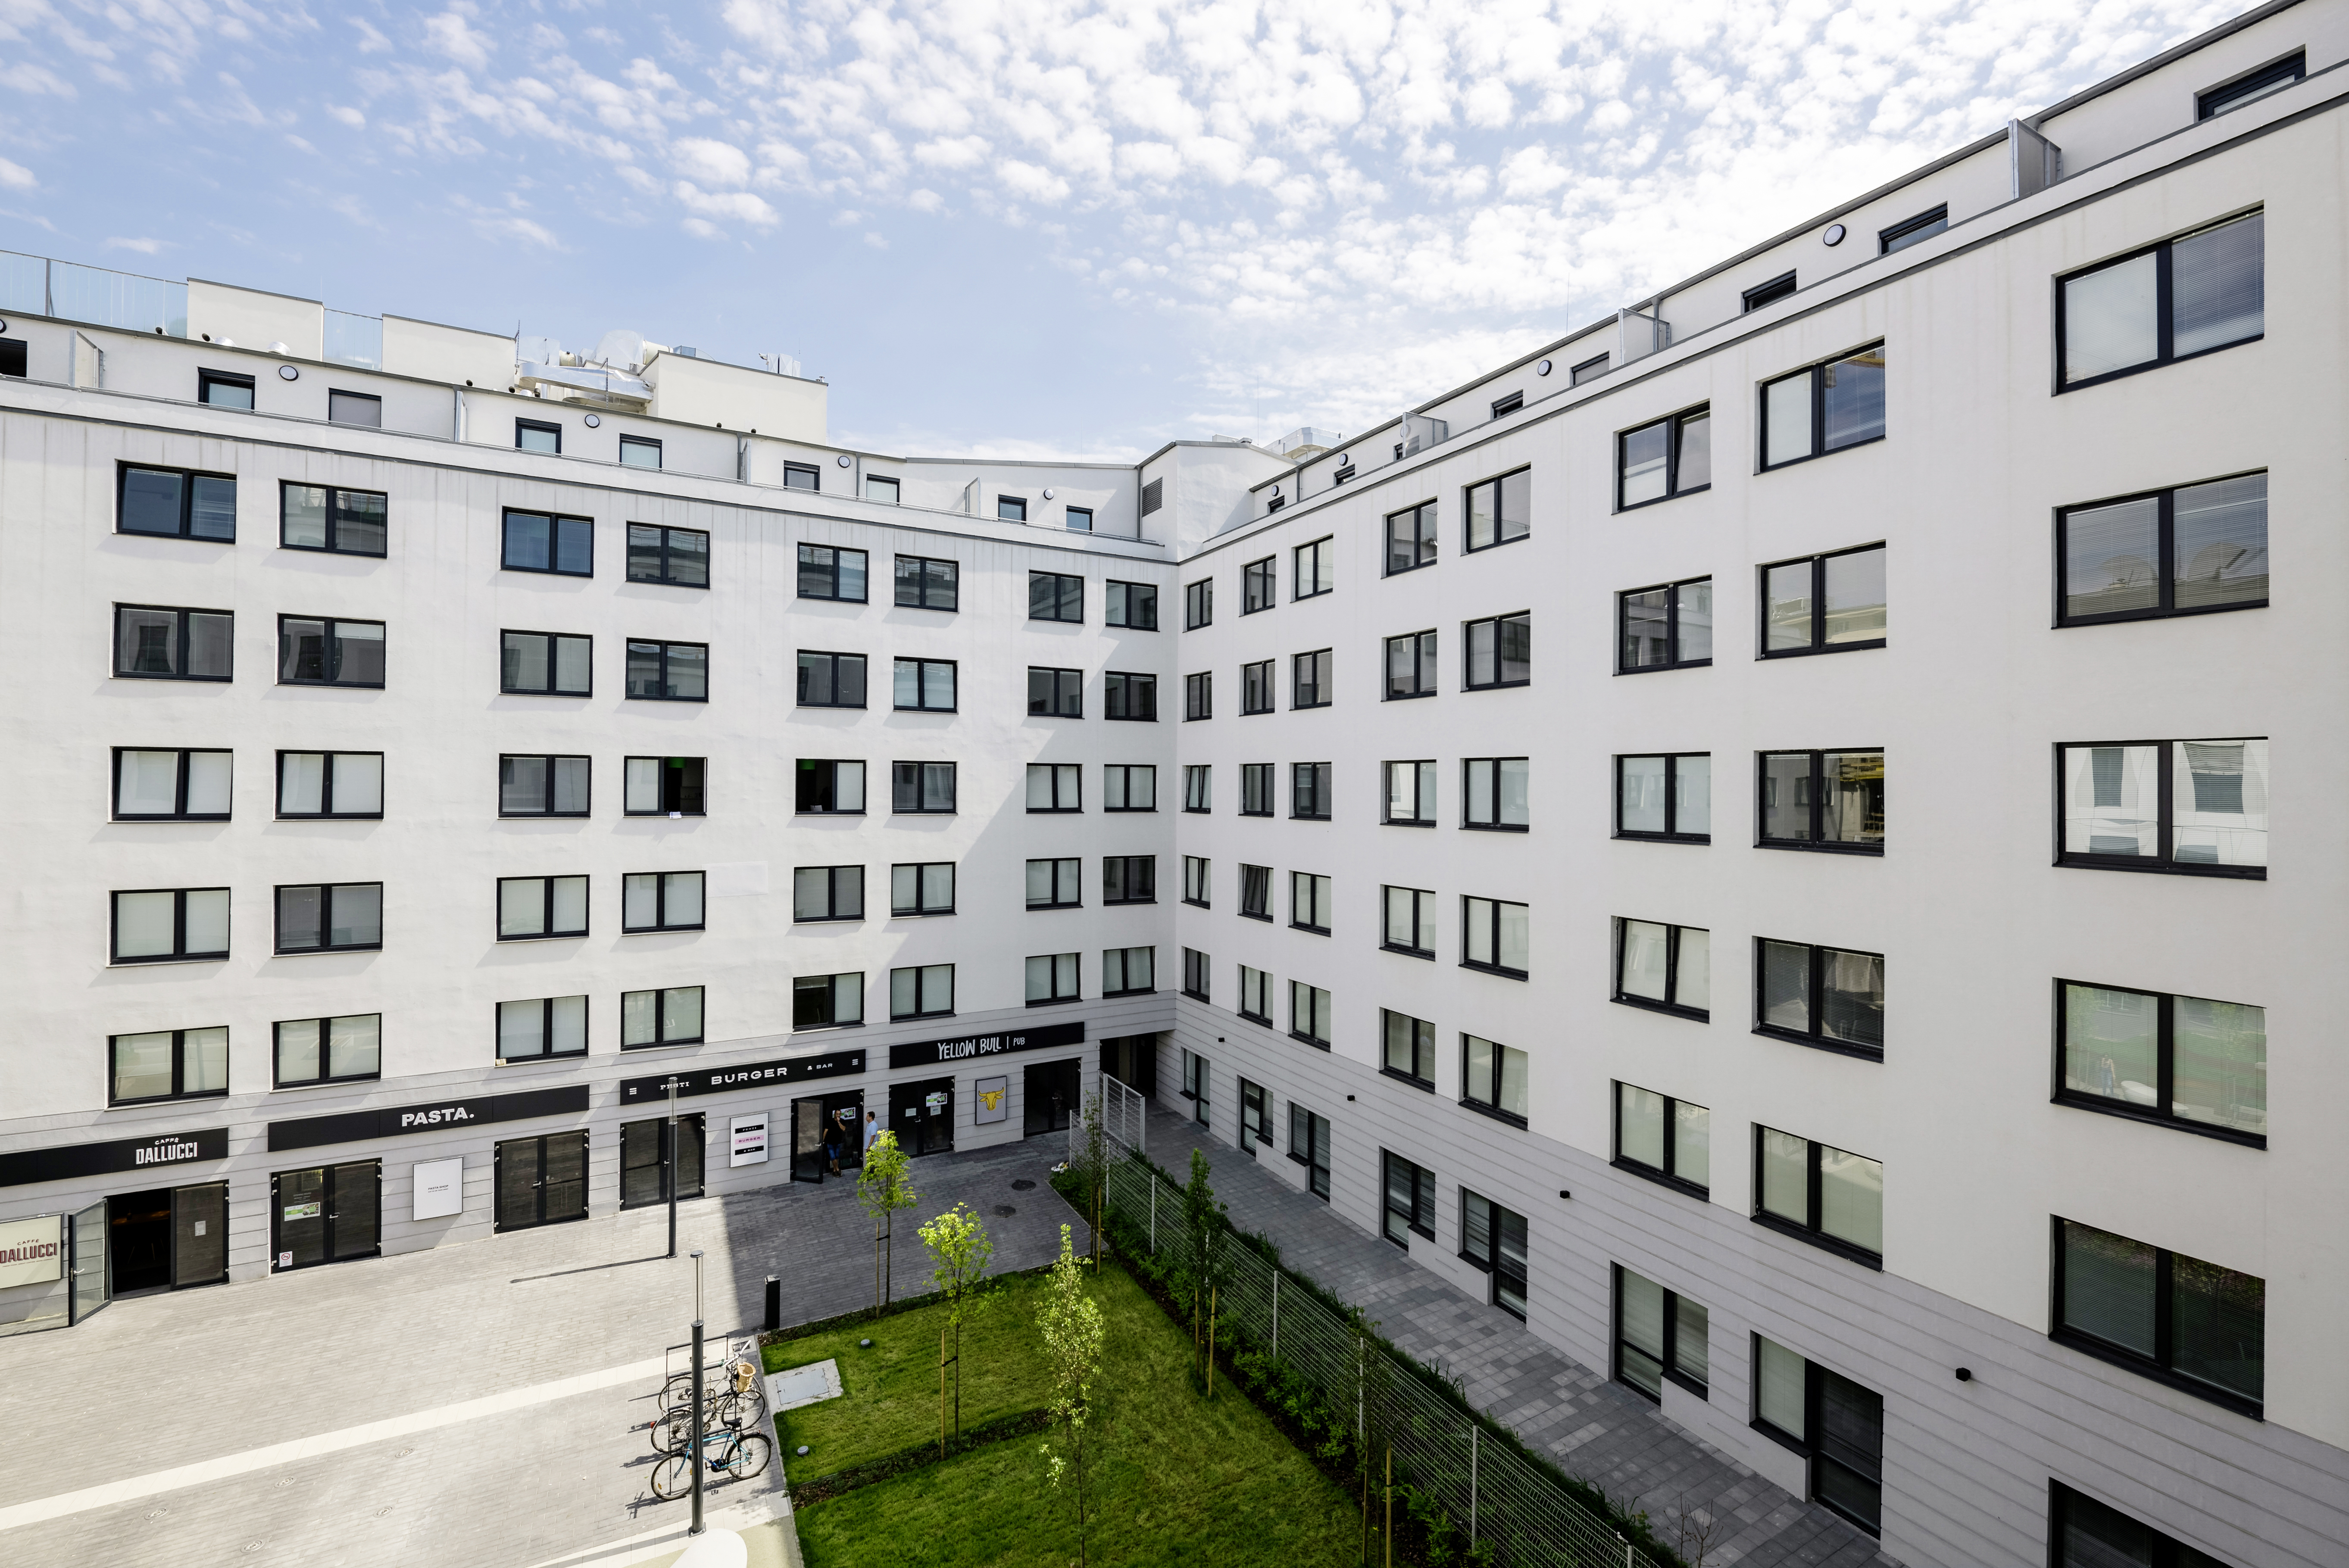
617,1044 -> 866,1189
887,1020 -> 1088,1151
0,1127 -> 231,1325
271,1161 -> 381,1271
269,1084 -> 591,1241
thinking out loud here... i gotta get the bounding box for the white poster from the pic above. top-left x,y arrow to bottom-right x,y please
731,1113 -> 770,1166
974,1076 -> 1009,1125
0,1214 -> 63,1289
413,1157 -> 465,1221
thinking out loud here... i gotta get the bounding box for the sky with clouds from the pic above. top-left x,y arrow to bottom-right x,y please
0,0 -> 2247,458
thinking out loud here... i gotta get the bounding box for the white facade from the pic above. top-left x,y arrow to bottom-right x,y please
3,5 -> 2347,1565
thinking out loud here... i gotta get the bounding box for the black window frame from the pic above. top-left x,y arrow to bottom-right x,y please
1026,857 -> 1083,911
112,746 -> 233,822
1878,205 -> 1946,253
1289,1106 -> 1332,1199
2048,1481 -> 2239,1568
890,963 -> 956,1021
1616,578 -> 1715,673
1615,405 -> 1712,511
1461,895 -> 1529,980
1101,945 -> 1154,998
793,864 -> 866,923
108,1026 -> 230,1107
1239,764 -> 1274,818
1459,1189 -> 1528,1319
497,874 -> 590,941
997,494 -> 1028,522
278,480 -> 388,558
1181,854 -> 1210,908
1026,762 -> 1080,814
1102,855 -> 1157,906
275,750 -> 384,820
1462,612 -> 1530,690
618,434 -> 663,470
626,639 -> 708,703
1759,342 -> 1887,471
2054,473 -> 2268,627
112,604 -> 233,683
1570,352 -> 1609,384
1181,947 -> 1212,1002
1615,752 -> 1711,842
1489,391 -> 1523,419
1464,466 -> 1532,553
326,389 -> 382,427
1103,671 -> 1156,721
621,987 -> 705,1051
1288,871 -> 1331,935
797,650 -> 868,709
1183,764 -> 1210,814
1106,580 -> 1157,630
2056,212 -> 2265,392
890,861 -> 956,918
1237,965 -> 1273,1026
1065,505 -> 1095,532
500,508 -> 593,576
1381,885 -> 1436,959
497,996 -> 590,1061
274,881 -> 384,955
624,755 -> 707,817
1757,748 -> 1884,854
1239,1077 -> 1269,1150
109,886 -> 231,964
198,368 -> 256,408
1751,1130 -> 1884,1269
1103,764 -> 1156,812
2050,1216 -> 2264,1418
1613,1263 -> 1709,1402
118,462 -> 239,543
1383,761 -> 1436,827
1184,578 -> 1213,629
1459,1034 -> 1527,1128
2052,979 -> 2266,1149
1612,918 -> 1710,1020
1612,1081 -> 1708,1198
514,417 -> 562,454
622,870 -> 705,933
1240,659 -> 1275,714
1381,1150 -> 1438,1245
793,972 -> 865,1030
783,461 -> 822,493
1379,1010 -> 1436,1091
1028,666 -> 1083,718
1384,631 -> 1437,700
1386,501 -> 1437,575
276,615 -> 386,689
1462,756 -> 1530,832
273,1012 -> 383,1088
1753,938 -> 1885,1061
1184,671 -> 1212,721
501,630 -> 592,697
2052,738 -> 2267,880
1293,537 -> 1333,600
1029,569 -> 1084,623
891,761 -> 958,814
2198,50 -> 2303,118
1237,863 -> 1273,923
795,758 -> 866,815
1292,648 -> 1333,709
623,524 -> 709,588
797,543 -> 869,603
1742,271 -> 1796,312
1758,544 -> 1887,657
894,554 -> 960,611
1750,1340 -> 1884,1536
498,753 -> 592,818
1241,556 -> 1276,614
1290,762 -> 1332,821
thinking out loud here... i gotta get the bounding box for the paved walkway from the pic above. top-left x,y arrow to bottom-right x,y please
1139,1106 -> 1897,1568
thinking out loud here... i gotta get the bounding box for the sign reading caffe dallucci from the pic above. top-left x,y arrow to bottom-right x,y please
890,1020 -> 1084,1070
0,1127 -> 229,1189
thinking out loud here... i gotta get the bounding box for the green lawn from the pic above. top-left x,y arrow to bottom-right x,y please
783,1261 -> 1362,1567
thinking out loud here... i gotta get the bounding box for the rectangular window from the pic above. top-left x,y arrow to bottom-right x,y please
622,986 -> 703,1048
497,875 -> 589,940
793,973 -> 864,1029
1756,939 -> 1885,1059
892,761 -> 957,814
1616,1266 -> 1710,1400
1183,948 -> 1211,1002
624,870 -> 706,932
618,434 -> 662,469
274,1013 -> 381,1087
1027,857 -> 1082,910
1490,391 -> 1523,418
895,554 -> 959,610
2056,980 -> 2265,1144
199,368 -> 255,408
1141,478 -> 1164,515
1571,352 -> 1609,384
109,1026 -> 228,1105
1030,570 -> 1084,622
2053,1218 -> 2263,1414
795,759 -> 865,814
1754,1128 -> 1884,1265
1289,872 -> 1331,934
502,631 -> 592,696
1066,506 -> 1094,533
1238,965 -> 1273,1025
1463,613 -> 1530,689
114,604 -> 233,681
893,658 -> 957,711
1238,864 -> 1271,921
1615,920 -> 1709,1019
1240,764 -> 1274,817
1103,946 -> 1154,996
1180,1048 -> 1209,1119
1752,1339 -> 1884,1534
1107,581 -> 1157,629
781,462 -> 821,493
1241,659 -> 1274,714
1762,544 -> 1886,655
1292,649 -> 1333,708
2059,474 -> 2267,624
1184,579 -> 1213,629
1462,897 -> 1529,978
625,524 -> 709,587
1104,672 -> 1156,720
277,751 -> 382,818
1181,855 -> 1210,907
2060,212 -> 2263,389
2052,1484 -> 2237,1568
1384,761 -> 1436,826
997,494 -> 1028,521
499,754 -> 591,817
1761,344 -> 1887,469
497,996 -> 589,1060
892,963 -> 954,1019
277,615 -> 385,687
1618,406 -> 1712,508
1239,1078 -> 1268,1151
625,755 -> 706,816
1462,757 -> 1529,831
120,464 -> 238,542
1387,502 -> 1437,574
111,887 -> 230,963
1027,952 -> 1081,1004
1462,1035 -> 1529,1124
1289,982 -> 1331,1049
1614,1082 -> 1710,1195
1460,1190 -> 1528,1318
1759,750 -> 1883,851
1742,271 -> 1797,312
1617,754 -> 1710,841
2199,51 -> 2302,118
1384,632 -> 1437,699
275,882 -> 383,954
502,509 -> 592,575
1382,886 -> 1437,958
279,482 -> 386,556
1465,468 -> 1531,552
1878,206 -> 1946,253
890,862 -> 956,917
1290,763 -> 1332,820
1026,762 -> 1079,812
797,650 -> 867,708
1242,557 -> 1276,613
514,418 -> 561,454
1103,855 -> 1157,905
1104,765 -> 1156,810
1381,1010 -> 1435,1088
1029,666 -> 1083,717
865,474 -> 902,505
1293,537 -> 1333,599
2057,739 -> 2266,875
1619,579 -> 1715,671
326,390 -> 381,427
1184,671 -> 1212,721
627,639 -> 708,701
1382,1151 -> 1437,1245
113,748 -> 232,821
1285,1105 -> 1334,1197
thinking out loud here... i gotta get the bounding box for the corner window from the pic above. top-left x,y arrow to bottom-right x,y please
1184,579 -> 1213,628
114,748 -> 231,821
890,862 -> 955,917
623,870 -> 704,932
797,650 -> 867,708
627,525 -> 709,587
1102,945 -> 1153,997
1754,1128 -> 1883,1266
1459,1190 -> 1527,1317
110,1026 -> 228,1105
865,474 -> 900,504
1463,612 -> 1529,689
1240,764 -> 1274,817
1104,671 -> 1156,720
1760,344 -> 1886,469
1030,570 -> 1083,621
326,390 -> 381,426
497,996 -> 587,1060
115,605 -> 233,681
625,755 -> 705,816
275,882 -> 384,954
120,465 -> 238,542
794,973 -> 864,1029
1382,1151 -> 1437,1245
1761,544 -> 1885,655
1463,757 -> 1528,831
1065,506 -> 1094,532
799,544 -> 868,602
1461,1035 -> 1528,1123
1289,982 -> 1331,1050
1242,557 -> 1276,613
1026,857 -> 1082,910
1618,579 -> 1714,672
622,986 -> 702,1048
281,483 -> 387,556
199,369 -> 255,408
1240,659 -> 1274,714
1290,762 -> 1331,820
784,462 -> 822,492
627,639 -> 707,701
1462,896 -> 1528,979
274,1013 -> 381,1087
1027,953 -> 1080,1004
2056,980 -> 2265,1144
278,617 -> 385,687
1617,406 -> 1710,508
1614,920 -> 1709,1019
1759,750 -> 1883,851
1615,1267 -> 1709,1401
515,418 -> 561,454
2053,1217 -> 2263,1414
1289,1106 -> 1333,1198
1878,206 -> 1946,253
1183,764 -> 1210,813
1613,1082 -> 1708,1195
1382,885 -> 1435,957
1103,855 -> 1156,905
2058,474 -> 2266,624
795,759 -> 865,814
997,495 -> 1028,522
1293,538 -> 1333,599
618,434 -> 662,469
1237,965 -> 1272,1026
1184,671 -> 1211,720
892,761 -> 957,814
278,751 -> 382,818
1384,632 -> 1436,699
2057,739 -> 2266,876
895,555 -> 959,610
2198,51 -> 2302,118
497,874 -> 588,940
1292,649 -> 1332,708
1464,468 -> 1531,552
1380,1010 -> 1435,1090
1383,761 -> 1435,826
503,631 -> 591,696
1616,754 -> 1709,841
112,887 -> 230,963
1742,271 -> 1796,312
1756,939 -> 1885,1060
891,963 -> 955,1019
1107,581 -> 1156,629
1025,763 -> 1079,813
793,865 -> 865,923
502,509 -> 592,575
1028,666 -> 1082,718
2060,212 -> 2263,389
499,754 -> 590,817
1104,765 -> 1155,811
1386,502 -> 1436,574
1181,855 -> 1210,907
892,658 -> 956,711
1289,872 -> 1331,934
1752,1338 -> 1883,1534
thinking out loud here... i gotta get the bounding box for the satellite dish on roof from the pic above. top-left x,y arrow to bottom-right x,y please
594,329 -> 647,372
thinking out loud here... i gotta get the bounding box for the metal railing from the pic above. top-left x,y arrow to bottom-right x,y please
0,249 -> 384,369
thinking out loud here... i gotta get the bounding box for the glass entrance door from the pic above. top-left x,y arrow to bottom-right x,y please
494,1132 -> 589,1231
620,1115 -> 705,1208
790,1094 -> 865,1182
1023,1058 -> 1081,1137
271,1163 -> 381,1271
172,1182 -> 229,1287
888,1079 -> 956,1156
67,1201 -> 107,1324
791,1097 -> 827,1183
108,1190 -> 171,1294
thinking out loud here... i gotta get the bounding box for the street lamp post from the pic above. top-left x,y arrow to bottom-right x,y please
690,1248 -> 706,1536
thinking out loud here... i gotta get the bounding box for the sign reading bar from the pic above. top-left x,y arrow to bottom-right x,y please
268,1085 -> 590,1154
619,1048 -> 865,1105
0,1126 -> 229,1190
889,1020 -> 1085,1070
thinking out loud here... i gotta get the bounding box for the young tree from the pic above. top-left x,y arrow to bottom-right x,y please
1074,1089 -> 1111,1268
1174,1147 -> 1231,1387
1037,1224 -> 1107,1567
918,1201 -> 996,1438
854,1131 -> 918,1312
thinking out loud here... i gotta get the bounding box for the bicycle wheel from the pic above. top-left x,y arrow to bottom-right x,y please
649,1407 -> 694,1456
729,1433 -> 773,1481
650,1453 -> 693,1501
714,1390 -> 760,1430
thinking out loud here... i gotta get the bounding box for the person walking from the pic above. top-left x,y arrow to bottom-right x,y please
862,1109 -> 880,1156
822,1114 -> 845,1176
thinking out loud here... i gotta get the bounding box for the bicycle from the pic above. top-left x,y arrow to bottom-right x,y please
650,1360 -> 765,1456
651,1427 -> 772,1499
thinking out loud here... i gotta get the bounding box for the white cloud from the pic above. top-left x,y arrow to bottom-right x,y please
328,104 -> 365,128
675,183 -> 779,228
673,137 -> 752,187
424,9 -> 494,73
0,158 -> 34,191
103,236 -> 163,255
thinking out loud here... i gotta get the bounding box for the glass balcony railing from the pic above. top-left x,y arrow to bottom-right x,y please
325,309 -> 382,369
48,259 -> 188,337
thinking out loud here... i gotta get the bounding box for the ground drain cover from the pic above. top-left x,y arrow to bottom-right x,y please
1010,1179 -> 1035,1191
994,1204 -> 1017,1217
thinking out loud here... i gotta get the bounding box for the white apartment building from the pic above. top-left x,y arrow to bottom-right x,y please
2,3 -> 2346,1564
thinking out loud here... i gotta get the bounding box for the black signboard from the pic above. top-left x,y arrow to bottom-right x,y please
0,1126 -> 230,1189
620,1047 -> 865,1106
269,1084 -> 590,1154
889,1020 -> 1085,1070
